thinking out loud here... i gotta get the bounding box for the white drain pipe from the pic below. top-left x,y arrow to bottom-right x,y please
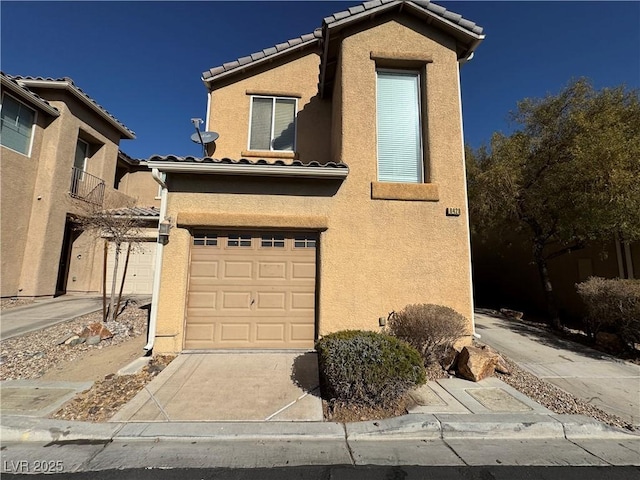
145,168 -> 168,353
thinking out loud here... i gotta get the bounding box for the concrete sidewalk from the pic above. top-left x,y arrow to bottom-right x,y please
0,294 -> 151,339
1,412 -> 639,469
474,311 -> 640,427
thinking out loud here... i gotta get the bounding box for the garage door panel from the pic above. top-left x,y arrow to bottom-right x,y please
185,233 -> 316,350
222,292 -> 252,310
223,261 -> 253,279
220,323 -> 251,341
292,262 -> 315,280
291,292 -> 315,310
258,261 -> 287,279
106,241 -> 156,295
256,291 -> 286,310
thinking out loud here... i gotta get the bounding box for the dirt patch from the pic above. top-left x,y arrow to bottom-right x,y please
40,335 -> 146,382
50,355 -> 175,422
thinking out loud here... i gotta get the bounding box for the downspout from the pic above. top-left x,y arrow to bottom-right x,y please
457,57 -> 479,339
144,168 -> 168,353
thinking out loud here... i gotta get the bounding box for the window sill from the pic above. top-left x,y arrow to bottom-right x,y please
371,182 -> 439,202
241,150 -> 298,160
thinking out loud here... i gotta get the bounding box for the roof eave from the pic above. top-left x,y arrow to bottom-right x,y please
201,39 -> 319,88
149,161 -> 349,179
16,79 -> 135,139
1,78 -> 60,117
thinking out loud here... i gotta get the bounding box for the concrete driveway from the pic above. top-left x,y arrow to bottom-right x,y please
475,310 -> 640,427
111,352 -> 323,422
0,294 -> 151,340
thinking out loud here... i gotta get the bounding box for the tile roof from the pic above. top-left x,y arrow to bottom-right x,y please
8,75 -> 135,138
118,150 -> 142,165
323,0 -> 484,36
202,29 -> 322,82
147,155 -> 348,170
201,1 -> 483,84
0,72 -> 59,116
108,206 -> 160,218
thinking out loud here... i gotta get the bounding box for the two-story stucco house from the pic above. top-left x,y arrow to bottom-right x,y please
146,0 -> 485,353
0,73 -> 159,300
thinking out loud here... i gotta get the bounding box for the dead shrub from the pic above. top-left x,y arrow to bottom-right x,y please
387,304 -> 468,365
576,277 -> 640,349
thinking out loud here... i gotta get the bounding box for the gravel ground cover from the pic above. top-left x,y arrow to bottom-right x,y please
0,302 -> 147,381
51,355 -> 175,422
493,354 -> 638,432
0,298 -> 34,310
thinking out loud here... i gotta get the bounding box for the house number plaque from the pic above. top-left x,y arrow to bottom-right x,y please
446,207 -> 461,217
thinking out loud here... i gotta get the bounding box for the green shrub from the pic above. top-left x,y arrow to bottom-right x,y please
576,277 -> 640,349
316,330 -> 426,408
387,304 -> 469,365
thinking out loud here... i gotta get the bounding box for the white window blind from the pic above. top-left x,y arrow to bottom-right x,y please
1,95 -> 35,155
249,97 -> 296,151
376,71 -> 423,183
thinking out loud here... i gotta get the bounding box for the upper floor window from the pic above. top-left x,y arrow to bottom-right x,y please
248,96 -> 296,152
74,138 -> 89,174
376,70 -> 423,183
0,94 -> 36,156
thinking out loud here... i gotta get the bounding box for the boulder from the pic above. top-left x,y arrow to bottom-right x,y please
78,322 -> 113,340
86,335 -> 101,346
456,346 -> 498,382
55,333 -> 76,345
500,308 -> 524,320
68,337 -> 86,346
595,332 -> 624,354
439,346 -> 461,371
479,345 -> 511,375
64,335 -> 80,345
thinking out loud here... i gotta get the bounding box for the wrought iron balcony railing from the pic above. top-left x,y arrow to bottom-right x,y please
69,167 -> 105,206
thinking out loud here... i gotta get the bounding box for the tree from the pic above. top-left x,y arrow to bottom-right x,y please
468,79 -> 640,329
72,199 -> 144,322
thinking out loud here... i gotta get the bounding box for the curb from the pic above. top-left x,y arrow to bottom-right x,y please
2,413 -> 637,444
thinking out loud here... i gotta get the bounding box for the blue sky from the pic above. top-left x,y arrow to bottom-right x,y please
2,1 -> 639,159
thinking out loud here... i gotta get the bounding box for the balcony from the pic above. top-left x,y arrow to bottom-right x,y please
69,167 -> 105,206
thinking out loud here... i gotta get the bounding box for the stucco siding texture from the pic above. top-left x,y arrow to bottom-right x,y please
4,91 -> 133,298
207,52 -> 331,164
154,15 -> 473,352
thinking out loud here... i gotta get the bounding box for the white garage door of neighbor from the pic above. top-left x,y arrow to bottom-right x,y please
185,232 -> 317,350
106,241 -> 156,295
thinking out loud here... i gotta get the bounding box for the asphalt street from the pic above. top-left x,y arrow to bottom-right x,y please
2,466 -> 639,479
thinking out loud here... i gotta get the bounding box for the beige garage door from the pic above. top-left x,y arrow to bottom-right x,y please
184,232 -> 317,349
106,241 -> 156,295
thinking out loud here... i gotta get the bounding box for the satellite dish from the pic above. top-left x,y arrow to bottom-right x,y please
190,131 -> 219,145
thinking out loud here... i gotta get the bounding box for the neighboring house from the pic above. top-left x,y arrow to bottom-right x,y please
0,73 -> 159,299
473,235 -> 639,320
146,0 -> 485,353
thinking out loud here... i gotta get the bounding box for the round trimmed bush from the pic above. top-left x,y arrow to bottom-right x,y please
315,330 -> 426,408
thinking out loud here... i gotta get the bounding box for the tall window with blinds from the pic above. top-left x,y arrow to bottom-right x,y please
0,94 -> 36,156
248,96 -> 296,152
376,70 -> 423,183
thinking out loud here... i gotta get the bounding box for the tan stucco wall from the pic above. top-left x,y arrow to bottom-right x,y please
117,170 -> 160,207
207,51 -> 331,164
154,15 -> 474,352
0,109 -> 47,296
2,89 -> 134,298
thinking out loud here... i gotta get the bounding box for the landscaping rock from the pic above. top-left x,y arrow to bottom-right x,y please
479,345 -> 511,375
595,332 -> 624,354
78,322 -> 113,340
500,308 -> 524,320
55,333 -> 76,345
456,345 -> 498,382
68,337 -> 86,347
439,346 -> 460,371
64,335 -> 80,345
86,335 -> 101,346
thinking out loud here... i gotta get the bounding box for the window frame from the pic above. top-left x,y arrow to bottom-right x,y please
375,68 -> 425,184
0,93 -> 37,157
74,138 -> 90,175
247,95 -> 298,153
